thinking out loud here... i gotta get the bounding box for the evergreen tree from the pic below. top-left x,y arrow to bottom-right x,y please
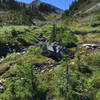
50,23 -> 57,42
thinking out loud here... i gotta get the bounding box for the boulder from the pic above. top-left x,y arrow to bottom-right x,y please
42,42 -> 70,60
80,43 -> 100,49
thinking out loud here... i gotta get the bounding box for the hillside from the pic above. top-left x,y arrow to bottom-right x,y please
0,0 -> 100,100
64,0 -> 100,43
0,0 -> 62,25
69,0 -> 100,14
31,0 -> 62,14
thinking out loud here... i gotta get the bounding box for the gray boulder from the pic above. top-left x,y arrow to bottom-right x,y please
42,42 -> 70,60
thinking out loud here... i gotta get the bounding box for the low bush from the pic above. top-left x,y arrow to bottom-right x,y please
61,32 -> 78,47
72,30 -> 88,35
50,25 -> 78,47
90,21 -> 100,27
0,11 -> 32,25
72,29 -> 100,35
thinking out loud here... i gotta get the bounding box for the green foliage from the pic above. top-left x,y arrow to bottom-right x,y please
0,0 -> 100,100
73,28 -> 100,35
68,0 -> 100,15
57,31 -> 77,47
61,52 -> 100,100
72,30 -> 88,35
0,64 -> 38,100
84,51 -> 100,66
50,24 -> 57,42
0,52 -> 49,100
75,52 -> 100,75
49,25 -> 78,47
0,49 -> 100,100
90,21 -> 100,27
0,11 -> 32,25
61,32 -> 78,47
0,26 -> 38,46
0,0 -> 45,25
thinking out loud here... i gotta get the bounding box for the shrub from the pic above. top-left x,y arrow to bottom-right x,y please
85,51 -> 100,66
0,26 -> 38,46
72,29 -> 100,35
61,32 -> 78,47
50,24 -> 57,42
0,11 -> 32,25
72,30 -> 88,35
90,21 -> 100,27
49,25 -> 78,47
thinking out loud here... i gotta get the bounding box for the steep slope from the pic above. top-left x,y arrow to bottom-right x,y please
64,0 -> 100,43
0,0 -> 63,25
69,0 -> 100,14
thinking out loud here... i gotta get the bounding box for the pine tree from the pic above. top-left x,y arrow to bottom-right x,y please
50,23 -> 57,42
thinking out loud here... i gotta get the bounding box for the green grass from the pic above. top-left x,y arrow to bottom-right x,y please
0,2 -> 100,99
0,26 -> 38,46
0,48 -> 53,77
64,14 -> 100,43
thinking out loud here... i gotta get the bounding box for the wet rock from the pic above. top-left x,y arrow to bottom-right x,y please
0,43 -> 23,57
42,42 -> 70,60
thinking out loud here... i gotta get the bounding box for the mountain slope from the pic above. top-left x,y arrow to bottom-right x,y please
69,0 -> 100,14
64,0 -> 100,42
31,0 -> 63,14
0,0 -> 63,25
0,0 -> 100,100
